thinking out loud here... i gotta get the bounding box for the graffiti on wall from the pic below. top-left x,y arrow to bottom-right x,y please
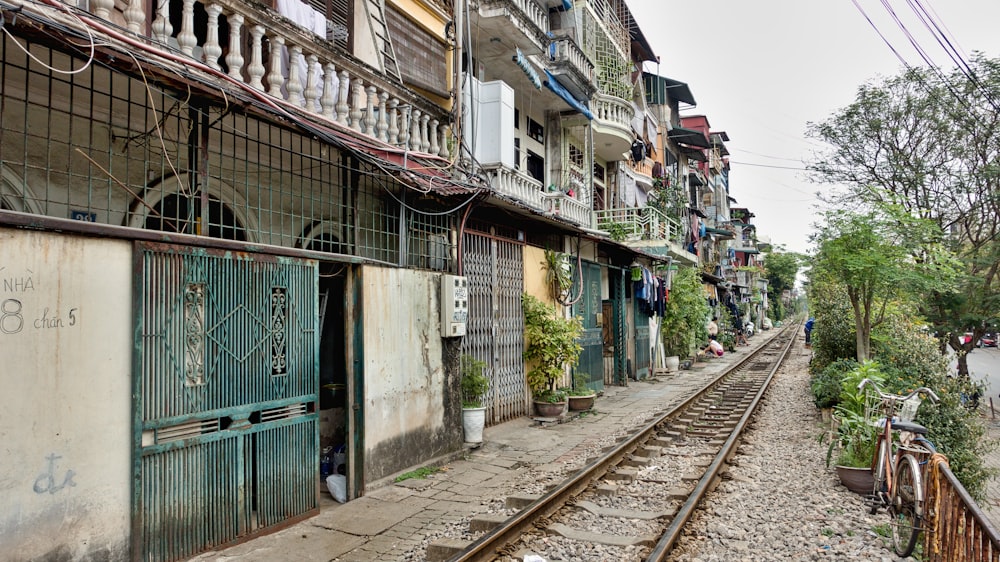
1,268 -> 79,334
33,453 -> 77,494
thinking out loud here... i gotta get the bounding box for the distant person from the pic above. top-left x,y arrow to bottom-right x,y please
707,317 -> 719,340
804,317 -> 815,347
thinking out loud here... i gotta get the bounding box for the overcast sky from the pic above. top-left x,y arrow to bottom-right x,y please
627,0 -> 1000,255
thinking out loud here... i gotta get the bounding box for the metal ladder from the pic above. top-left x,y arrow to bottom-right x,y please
363,0 -> 401,82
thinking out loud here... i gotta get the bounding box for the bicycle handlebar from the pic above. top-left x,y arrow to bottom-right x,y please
857,378 -> 940,403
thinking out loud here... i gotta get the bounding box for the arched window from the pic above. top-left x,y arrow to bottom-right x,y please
128,175 -> 256,242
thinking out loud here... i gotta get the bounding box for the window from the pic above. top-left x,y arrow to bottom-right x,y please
569,144 -> 584,168
527,118 -> 543,143
514,137 -> 521,171
526,150 -> 544,182
306,0 -> 351,47
594,163 -> 605,183
386,7 -> 449,98
514,108 -> 520,129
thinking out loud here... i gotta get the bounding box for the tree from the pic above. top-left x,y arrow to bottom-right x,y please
660,267 -> 710,359
807,56 -> 1000,372
763,250 -> 802,321
809,210 -> 955,362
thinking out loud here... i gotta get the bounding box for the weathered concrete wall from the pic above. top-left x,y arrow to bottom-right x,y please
360,266 -> 461,483
0,228 -> 133,561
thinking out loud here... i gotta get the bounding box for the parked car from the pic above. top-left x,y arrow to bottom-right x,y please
980,333 -> 997,347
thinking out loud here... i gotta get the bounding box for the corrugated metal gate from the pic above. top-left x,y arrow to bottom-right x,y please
133,243 -> 319,562
462,230 -> 525,424
574,261 -> 604,391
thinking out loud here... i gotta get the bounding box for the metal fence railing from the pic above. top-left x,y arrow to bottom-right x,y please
923,455 -> 1000,561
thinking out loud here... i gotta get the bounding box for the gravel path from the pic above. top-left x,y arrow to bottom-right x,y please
665,346 -> 908,562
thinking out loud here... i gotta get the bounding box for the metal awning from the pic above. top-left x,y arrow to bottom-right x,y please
668,126 -> 712,148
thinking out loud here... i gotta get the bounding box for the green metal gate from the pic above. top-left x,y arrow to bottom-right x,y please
610,268 -> 628,386
634,298 -> 651,379
133,243 -> 319,562
574,261 -> 604,392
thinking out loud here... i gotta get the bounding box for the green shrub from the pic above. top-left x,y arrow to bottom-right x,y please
661,267 -> 710,358
810,359 -> 858,409
870,314 -> 996,500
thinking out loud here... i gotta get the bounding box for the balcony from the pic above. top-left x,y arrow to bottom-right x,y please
481,166 -> 592,228
473,0 -> 550,56
482,164 -> 545,209
542,192 -> 592,226
84,0 -> 452,157
591,93 -> 634,161
595,207 -> 683,244
627,158 -> 654,186
547,36 -> 596,101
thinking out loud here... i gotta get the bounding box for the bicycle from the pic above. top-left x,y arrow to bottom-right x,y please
858,378 -> 940,557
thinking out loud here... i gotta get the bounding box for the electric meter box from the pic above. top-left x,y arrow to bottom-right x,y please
441,274 -> 469,337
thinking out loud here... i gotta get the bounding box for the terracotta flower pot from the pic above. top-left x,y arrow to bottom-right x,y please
835,465 -> 874,495
533,400 -> 566,418
567,394 -> 596,411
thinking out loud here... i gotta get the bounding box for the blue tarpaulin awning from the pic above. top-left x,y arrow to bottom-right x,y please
543,70 -> 593,120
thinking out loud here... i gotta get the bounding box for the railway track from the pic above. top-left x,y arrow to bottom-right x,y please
446,322 -> 800,562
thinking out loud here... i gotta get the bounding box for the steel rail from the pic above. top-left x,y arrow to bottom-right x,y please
448,322 -> 800,562
644,318 -> 799,561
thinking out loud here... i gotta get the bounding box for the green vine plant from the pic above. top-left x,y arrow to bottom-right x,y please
522,293 -> 583,403
544,250 -> 574,300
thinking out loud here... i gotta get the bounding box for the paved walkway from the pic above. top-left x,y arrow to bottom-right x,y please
187,328 -> 1000,561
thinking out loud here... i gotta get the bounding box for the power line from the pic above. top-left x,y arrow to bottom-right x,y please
730,160 -> 807,171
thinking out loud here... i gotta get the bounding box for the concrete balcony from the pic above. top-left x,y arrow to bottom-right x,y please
595,207 -> 682,243
541,192 -> 592,227
481,165 -> 592,228
591,93 -> 634,161
87,0 -> 451,156
595,206 -> 694,263
473,0 -> 550,56
547,36 -> 596,101
483,164 -> 545,209
627,158 -> 654,187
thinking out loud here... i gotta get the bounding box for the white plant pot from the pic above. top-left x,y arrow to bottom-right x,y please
462,406 -> 487,444
665,356 -> 680,372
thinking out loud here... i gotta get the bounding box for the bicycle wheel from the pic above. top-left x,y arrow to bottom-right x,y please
870,437 -> 890,514
890,454 -> 923,557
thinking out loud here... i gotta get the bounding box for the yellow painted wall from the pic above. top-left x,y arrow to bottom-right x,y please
523,246 -> 552,305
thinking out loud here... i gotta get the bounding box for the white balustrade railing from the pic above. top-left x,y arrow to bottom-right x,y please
541,192 -> 592,227
591,93 -> 634,134
113,0 -> 450,156
550,37 -> 594,85
483,165 -> 544,209
481,0 -> 549,38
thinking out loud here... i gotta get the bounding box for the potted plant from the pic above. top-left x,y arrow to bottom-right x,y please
825,361 -> 885,493
567,373 -> 597,411
522,293 -> 583,418
460,354 -> 490,444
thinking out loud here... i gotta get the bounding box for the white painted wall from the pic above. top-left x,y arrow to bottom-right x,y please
0,229 -> 133,560
361,266 -> 445,461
